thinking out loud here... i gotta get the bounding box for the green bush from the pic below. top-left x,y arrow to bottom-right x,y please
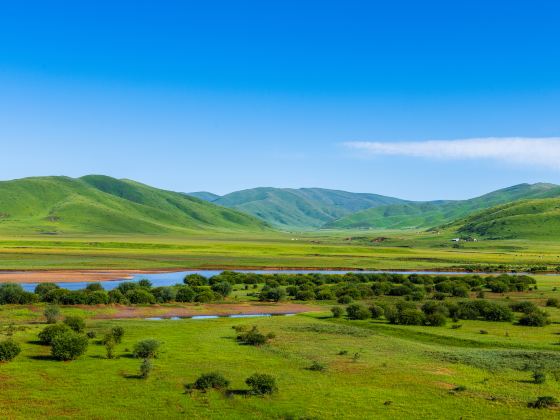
398,309 -> 426,326
38,323 -> 72,345
546,298 -> 560,308
126,289 -> 156,304
330,306 -> 343,318
237,326 -> 269,346
193,372 -> 230,390
0,340 -> 21,361
533,370 -> 546,384
346,304 -> 370,320
106,326 -> 125,344
86,331 -> 97,339
245,373 -> 278,395
308,361 -> 326,371
211,281 -> 233,297
425,312 -> 447,327
528,396 -> 557,409
44,305 -> 60,324
51,331 -> 89,361
369,304 -> 384,319
509,301 -> 539,314
63,316 -> 86,333
337,295 -> 352,304
133,339 -> 160,359
518,311 -> 550,327
175,286 -> 195,302
140,358 -> 153,379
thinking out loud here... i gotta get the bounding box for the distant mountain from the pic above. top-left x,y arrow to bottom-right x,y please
0,175 -> 268,234
443,197 -> 560,239
325,183 -> 560,230
185,191 -> 221,202
211,187 -> 407,229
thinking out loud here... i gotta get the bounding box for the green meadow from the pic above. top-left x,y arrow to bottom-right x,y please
2,295 -> 560,419
0,230 -> 560,271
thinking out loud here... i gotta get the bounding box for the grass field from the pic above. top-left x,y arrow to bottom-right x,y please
2,307 -> 560,418
0,230 -> 560,272
1,275 -> 560,418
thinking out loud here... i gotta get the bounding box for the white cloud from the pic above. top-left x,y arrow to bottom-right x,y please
344,137 -> 560,170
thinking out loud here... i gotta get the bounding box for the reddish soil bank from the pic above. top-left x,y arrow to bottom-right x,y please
93,303 -> 323,319
0,270 -> 169,283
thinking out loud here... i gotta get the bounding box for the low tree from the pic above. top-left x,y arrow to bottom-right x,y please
44,305 -> 60,324
193,372 -> 230,391
51,331 -> 88,361
346,304 -> 370,320
133,339 -> 160,359
237,326 -> 269,346
107,326 -> 125,344
140,358 -> 152,379
528,396 -> 557,409
369,304 -> 384,319
38,323 -> 72,345
245,373 -> 278,395
63,316 -> 86,333
330,306 -> 343,318
0,340 -> 21,361
105,338 -> 116,359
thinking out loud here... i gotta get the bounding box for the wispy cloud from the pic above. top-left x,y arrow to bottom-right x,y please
344,137 -> 560,170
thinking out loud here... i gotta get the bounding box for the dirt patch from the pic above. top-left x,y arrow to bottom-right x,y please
94,302 -> 323,319
0,270 -> 170,283
433,381 -> 455,390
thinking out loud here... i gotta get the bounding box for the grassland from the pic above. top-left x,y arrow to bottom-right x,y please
2,279 -> 560,419
0,229 -> 560,272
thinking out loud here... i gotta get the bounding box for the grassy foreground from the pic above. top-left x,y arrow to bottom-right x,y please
1,307 -> 560,419
1,230 -> 560,271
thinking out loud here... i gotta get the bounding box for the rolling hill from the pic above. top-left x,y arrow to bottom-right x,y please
0,175 -> 269,234
205,187 -> 407,229
185,191 -> 221,202
325,183 -> 560,230
443,197 -> 560,240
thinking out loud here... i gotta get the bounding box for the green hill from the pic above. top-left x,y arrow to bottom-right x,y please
212,187 -> 406,229
325,183 -> 560,230
0,175 -> 268,235
443,197 -> 560,240
185,191 -> 221,202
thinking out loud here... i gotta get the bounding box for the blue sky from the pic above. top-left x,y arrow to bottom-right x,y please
1,0 -> 560,200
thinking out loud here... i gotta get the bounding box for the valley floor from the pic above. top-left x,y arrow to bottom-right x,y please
0,230 -> 559,272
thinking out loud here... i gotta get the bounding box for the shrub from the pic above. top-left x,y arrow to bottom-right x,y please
346,304 -> 370,320
195,290 -> 217,303
138,279 -> 152,289
51,331 -> 89,361
0,284 -> 37,304
308,361 -> 326,371
63,316 -> 86,333
518,311 -> 550,327
126,289 -> 156,304
528,396 -> 557,409
105,338 -> 116,359
337,295 -> 352,304
86,331 -> 97,339
109,326 -> 125,344
133,339 -> 160,359
211,281 -> 233,297
369,304 -> 384,319
533,370 -> 546,384
425,312 -> 447,327
193,372 -> 230,390
140,358 -> 153,379
546,298 -> 560,308
44,305 -> 60,324
398,309 -> 425,325
35,283 -> 60,298
330,306 -> 343,318
245,373 -> 278,395
175,286 -> 195,302
108,289 -> 128,304
38,323 -> 72,345
0,340 -> 21,361
509,301 -> 539,314
258,287 -> 286,302
479,329 -> 488,334
184,274 -> 208,287
237,326 -> 269,346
